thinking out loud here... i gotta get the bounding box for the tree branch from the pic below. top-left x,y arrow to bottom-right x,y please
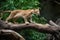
0,20 -> 60,33
0,29 -> 25,40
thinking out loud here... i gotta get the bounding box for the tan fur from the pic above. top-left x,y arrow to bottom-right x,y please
5,9 -> 40,23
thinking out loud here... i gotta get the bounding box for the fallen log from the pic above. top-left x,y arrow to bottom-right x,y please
0,19 -> 60,33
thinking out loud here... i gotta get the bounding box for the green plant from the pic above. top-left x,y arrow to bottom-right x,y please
18,28 -> 47,40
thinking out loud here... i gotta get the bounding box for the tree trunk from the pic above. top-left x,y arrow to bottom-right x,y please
38,0 -> 60,40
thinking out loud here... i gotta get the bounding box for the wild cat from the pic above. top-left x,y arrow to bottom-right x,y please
3,8 -> 40,23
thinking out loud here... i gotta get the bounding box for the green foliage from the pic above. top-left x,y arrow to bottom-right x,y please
0,0 -> 40,10
18,28 -> 47,40
32,14 -> 47,24
1,13 -> 10,20
0,0 -> 47,40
